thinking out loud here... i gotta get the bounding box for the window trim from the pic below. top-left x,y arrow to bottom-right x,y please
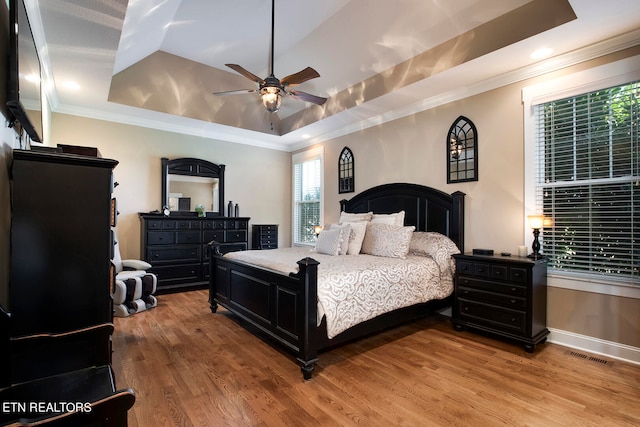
292,146 -> 324,247
523,55 -> 640,298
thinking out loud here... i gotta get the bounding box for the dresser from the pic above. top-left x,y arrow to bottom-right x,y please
452,253 -> 549,352
252,224 -> 278,249
9,149 -> 117,337
139,214 -> 249,293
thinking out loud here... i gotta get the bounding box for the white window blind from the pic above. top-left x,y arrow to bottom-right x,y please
533,81 -> 639,283
292,148 -> 323,245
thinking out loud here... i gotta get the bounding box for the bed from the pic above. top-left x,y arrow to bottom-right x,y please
208,183 -> 465,380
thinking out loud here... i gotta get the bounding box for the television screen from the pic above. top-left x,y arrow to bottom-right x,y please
6,0 -> 43,143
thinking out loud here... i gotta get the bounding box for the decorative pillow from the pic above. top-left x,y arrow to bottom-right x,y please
371,210 -> 405,226
361,223 -> 415,258
409,231 -> 461,273
327,223 -> 351,255
339,211 -> 373,223
315,228 -> 343,256
340,221 -> 368,255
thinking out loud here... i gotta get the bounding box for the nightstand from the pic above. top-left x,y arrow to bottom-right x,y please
252,224 -> 278,249
452,253 -> 549,352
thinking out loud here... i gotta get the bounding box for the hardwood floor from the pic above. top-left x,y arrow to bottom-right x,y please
112,290 -> 640,426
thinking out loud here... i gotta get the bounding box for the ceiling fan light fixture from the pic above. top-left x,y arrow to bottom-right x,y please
261,86 -> 282,112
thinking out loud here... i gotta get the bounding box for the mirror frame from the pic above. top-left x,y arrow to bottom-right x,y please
161,157 -> 225,216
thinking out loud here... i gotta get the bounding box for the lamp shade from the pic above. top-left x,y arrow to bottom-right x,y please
313,225 -> 323,235
527,214 -> 545,229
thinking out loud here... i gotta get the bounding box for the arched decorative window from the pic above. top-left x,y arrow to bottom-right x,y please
338,146 -> 354,193
447,116 -> 478,183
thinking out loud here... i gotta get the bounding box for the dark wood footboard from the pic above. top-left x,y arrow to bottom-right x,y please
209,243 -> 320,379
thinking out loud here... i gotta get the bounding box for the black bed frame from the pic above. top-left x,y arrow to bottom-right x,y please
209,183 -> 465,380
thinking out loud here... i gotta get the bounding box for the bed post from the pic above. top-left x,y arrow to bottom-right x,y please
451,191 -> 465,252
207,241 -> 223,313
295,257 -> 320,380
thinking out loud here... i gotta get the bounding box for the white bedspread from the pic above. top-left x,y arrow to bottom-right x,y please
224,247 -> 453,339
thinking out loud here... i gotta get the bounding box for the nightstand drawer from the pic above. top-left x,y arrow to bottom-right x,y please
457,299 -> 526,335
458,286 -> 526,309
456,260 -> 490,278
457,277 -> 527,297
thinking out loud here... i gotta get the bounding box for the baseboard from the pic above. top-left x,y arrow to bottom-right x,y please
548,328 -> 640,365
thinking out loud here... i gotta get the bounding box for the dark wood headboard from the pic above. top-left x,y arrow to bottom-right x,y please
339,183 -> 465,251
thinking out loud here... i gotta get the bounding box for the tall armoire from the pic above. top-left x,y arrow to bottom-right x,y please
9,149 -> 118,337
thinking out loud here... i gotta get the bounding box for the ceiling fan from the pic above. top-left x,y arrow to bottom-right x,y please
213,0 -> 327,113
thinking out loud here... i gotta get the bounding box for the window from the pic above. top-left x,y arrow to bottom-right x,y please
532,81 -> 639,284
338,146 -> 354,193
292,147 -> 323,245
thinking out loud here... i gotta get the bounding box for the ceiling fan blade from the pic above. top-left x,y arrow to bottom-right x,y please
225,64 -> 265,85
281,67 -> 321,86
212,89 -> 257,96
288,89 -> 327,105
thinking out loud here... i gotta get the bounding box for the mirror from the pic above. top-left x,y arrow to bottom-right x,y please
447,116 -> 478,183
161,158 -> 225,216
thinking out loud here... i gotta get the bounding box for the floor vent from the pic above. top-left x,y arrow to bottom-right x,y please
568,351 -> 610,365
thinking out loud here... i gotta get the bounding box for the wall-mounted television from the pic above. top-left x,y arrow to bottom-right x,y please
6,0 -> 43,143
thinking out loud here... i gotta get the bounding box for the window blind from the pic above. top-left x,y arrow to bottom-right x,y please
292,149 -> 323,245
533,81 -> 639,283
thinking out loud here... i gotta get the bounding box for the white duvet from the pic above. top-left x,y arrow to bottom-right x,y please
224,247 -> 454,339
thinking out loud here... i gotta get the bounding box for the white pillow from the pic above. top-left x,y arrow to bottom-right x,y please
361,223 -> 415,259
315,228 -> 343,256
339,211 -> 373,223
341,221 -> 368,255
371,210 -> 405,226
326,223 -> 351,255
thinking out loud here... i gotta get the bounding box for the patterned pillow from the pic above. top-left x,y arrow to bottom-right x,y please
315,228 -> 343,255
340,221 -> 368,255
339,211 -> 373,223
409,231 -> 461,273
327,223 -> 351,255
371,210 -> 405,226
361,223 -> 415,258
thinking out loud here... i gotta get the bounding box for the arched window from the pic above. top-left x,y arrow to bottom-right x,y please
338,147 -> 354,193
447,116 -> 478,183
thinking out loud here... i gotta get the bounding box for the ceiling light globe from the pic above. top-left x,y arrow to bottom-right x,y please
261,87 -> 282,113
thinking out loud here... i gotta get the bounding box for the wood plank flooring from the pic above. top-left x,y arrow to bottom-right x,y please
112,290 -> 640,426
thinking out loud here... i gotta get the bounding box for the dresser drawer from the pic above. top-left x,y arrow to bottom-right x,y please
147,231 -> 175,245
457,299 -> 526,335
176,230 -> 201,244
152,264 -> 201,283
203,230 -> 224,243
176,220 -> 202,230
225,230 -> 247,243
458,286 -> 526,309
147,246 -> 200,263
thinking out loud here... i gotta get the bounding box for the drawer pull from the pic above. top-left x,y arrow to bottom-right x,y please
510,299 -> 516,304
464,307 -> 469,312
514,272 -> 522,277
495,270 -> 502,275
462,279 -> 470,285
511,287 -> 517,292
477,267 -> 485,272
511,317 -> 517,323
463,290 -> 469,295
